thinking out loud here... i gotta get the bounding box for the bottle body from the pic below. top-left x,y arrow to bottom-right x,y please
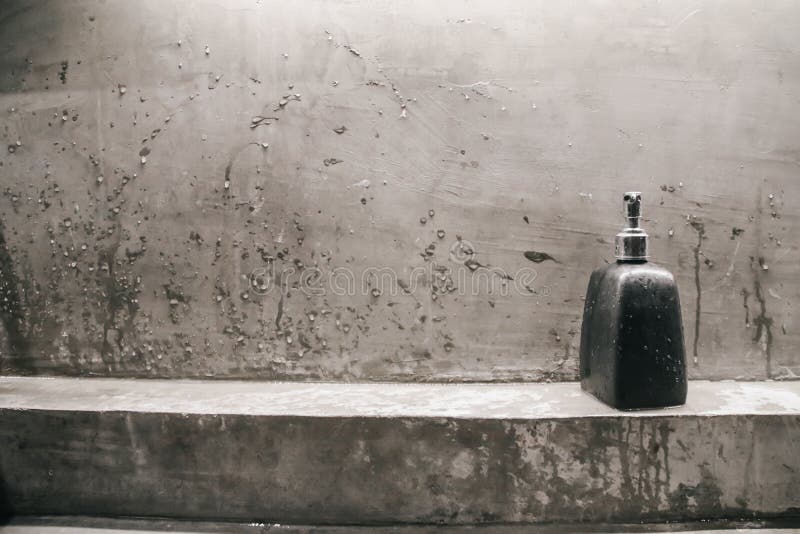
579,261 -> 687,409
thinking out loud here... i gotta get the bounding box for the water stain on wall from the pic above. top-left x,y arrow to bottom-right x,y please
0,223 -> 31,372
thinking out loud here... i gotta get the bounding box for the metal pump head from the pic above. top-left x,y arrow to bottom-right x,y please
614,192 -> 648,261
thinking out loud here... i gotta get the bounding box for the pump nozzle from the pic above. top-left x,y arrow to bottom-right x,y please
623,192 -> 642,227
615,192 -> 648,260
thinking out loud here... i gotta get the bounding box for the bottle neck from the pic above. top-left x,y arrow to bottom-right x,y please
614,229 -> 649,261
616,192 -> 648,260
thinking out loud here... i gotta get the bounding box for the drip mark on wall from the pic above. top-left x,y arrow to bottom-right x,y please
741,288 -> 751,328
689,219 -> 705,365
749,256 -> 774,377
275,274 -> 286,332
0,223 -> 31,369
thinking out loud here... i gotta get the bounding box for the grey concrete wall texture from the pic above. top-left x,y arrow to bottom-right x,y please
0,0 -> 798,381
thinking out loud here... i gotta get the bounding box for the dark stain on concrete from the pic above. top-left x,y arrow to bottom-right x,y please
0,222 -> 30,370
741,288 -> 751,327
275,275 -> 286,332
658,421 -> 673,501
689,218 -> 705,364
223,159 -> 233,184
668,464 -> 723,515
97,243 -> 119,362
749,256 -> 774,377
96,230 -> 140,364
223,143 -> 266,195
512,418 -> 683,522
523,251 -> 559,264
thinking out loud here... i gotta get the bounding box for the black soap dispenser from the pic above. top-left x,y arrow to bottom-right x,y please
579,192 -> 687,409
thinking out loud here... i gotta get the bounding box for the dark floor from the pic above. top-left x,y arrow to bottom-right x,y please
2,516 -> 800,534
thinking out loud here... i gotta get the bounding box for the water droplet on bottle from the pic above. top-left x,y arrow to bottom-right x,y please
436,229 -> 446,239
419,216 -> 427,225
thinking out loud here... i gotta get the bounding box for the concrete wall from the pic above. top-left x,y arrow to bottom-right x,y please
0,0 -> 798,381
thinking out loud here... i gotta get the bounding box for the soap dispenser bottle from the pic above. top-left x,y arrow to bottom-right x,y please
579,192 -> 687,409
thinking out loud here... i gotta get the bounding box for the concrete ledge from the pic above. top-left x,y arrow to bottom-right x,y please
1,378 -> 799,525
